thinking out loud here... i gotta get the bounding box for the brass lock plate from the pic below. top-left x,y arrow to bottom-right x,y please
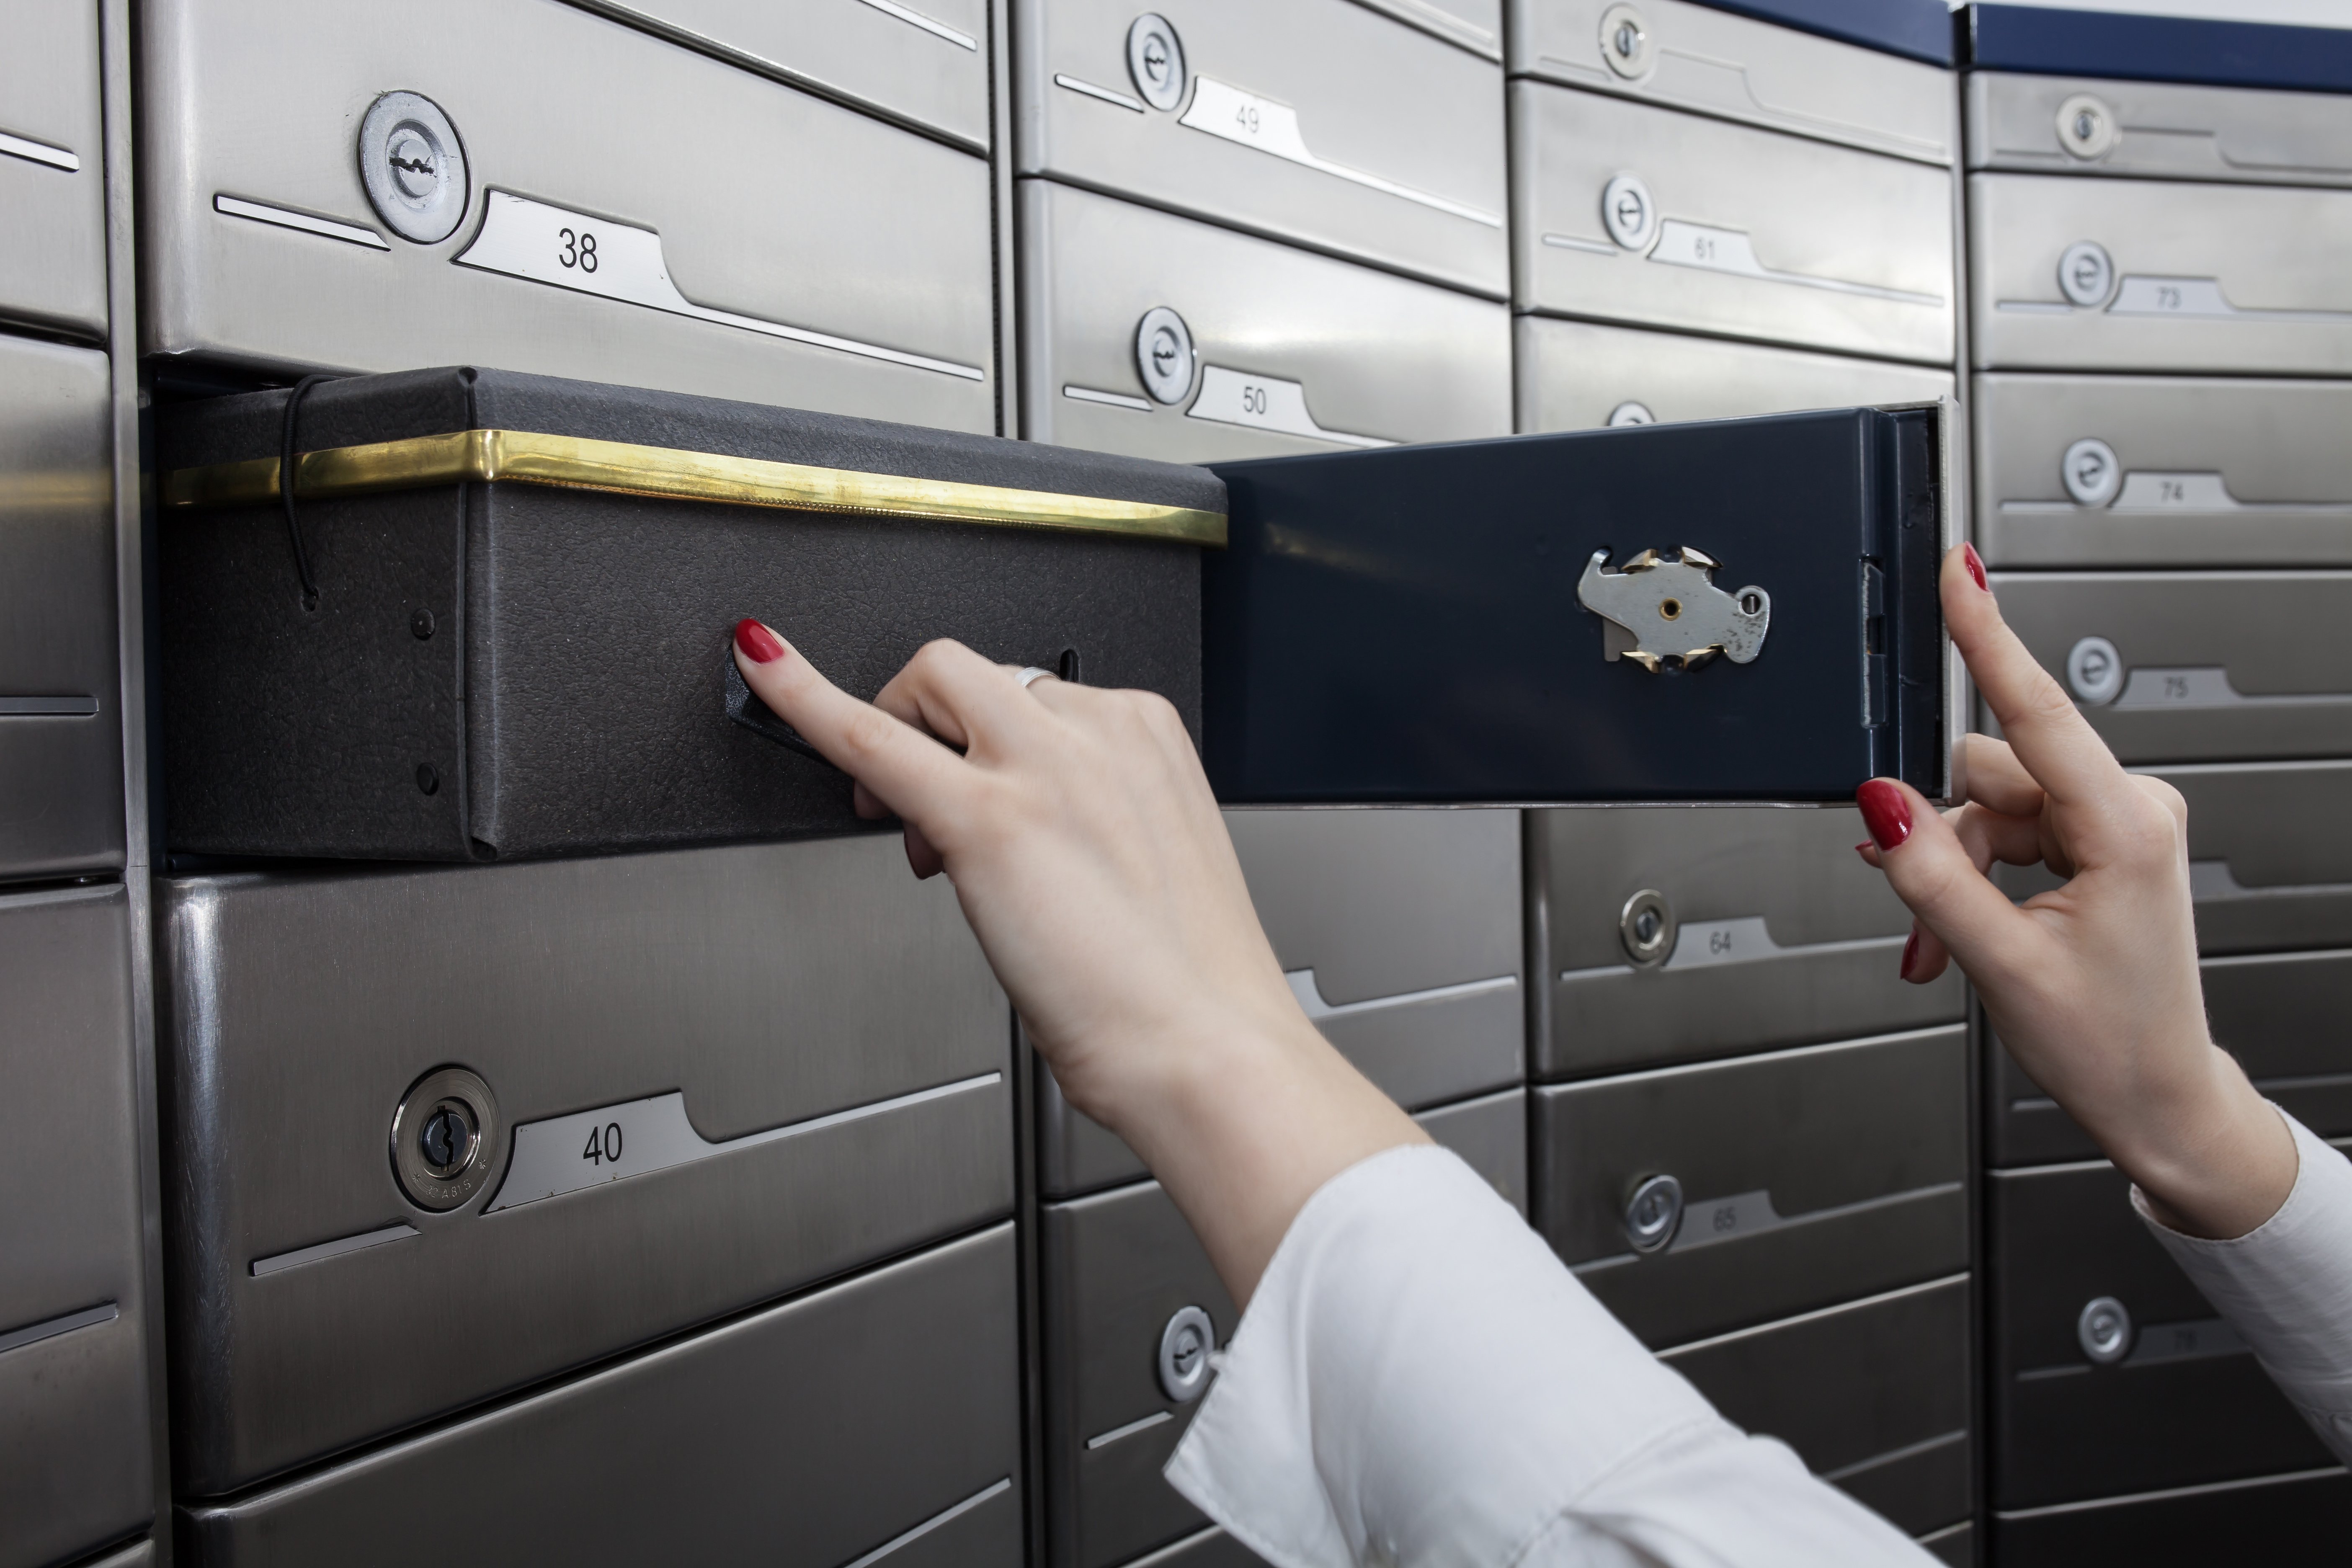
1577,546 -> 1771,672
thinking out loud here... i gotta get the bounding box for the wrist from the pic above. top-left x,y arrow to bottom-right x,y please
2111,1050 -> 2297,1240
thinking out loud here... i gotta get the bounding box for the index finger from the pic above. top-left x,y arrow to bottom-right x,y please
731,619 -> 969,822
1945,545 -> 2134,810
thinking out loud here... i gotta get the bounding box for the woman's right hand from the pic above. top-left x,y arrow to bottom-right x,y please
1856,545 -> 2297,1240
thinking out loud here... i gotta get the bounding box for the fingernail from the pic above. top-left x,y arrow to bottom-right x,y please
1963,542 -> 1988,593
1900,926 -> 1920,980
734,618 -> 787,664
1854,841 -> 1874,861
1857,778 -> 1912,851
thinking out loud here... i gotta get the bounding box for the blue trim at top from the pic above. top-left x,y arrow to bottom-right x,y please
1965,5 -> 2352,95
1692,0 -> 1957,66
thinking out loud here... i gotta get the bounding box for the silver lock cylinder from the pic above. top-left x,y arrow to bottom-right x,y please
1607,401 -> 1655,428
1127,13 -> 1188,112
1618,888 -> 1675,967
2058,241 -> 2116,309
1623,1173 -> 1684,1252
391,1065 -> 501,1211
2078,1295 -> 2133,1365
2067,636 -> 2125,706
1135,307 -> 1196,405
2056,93 -> 2119,160
2062,438 -> 2121,508
1602,173 -> 1656,252
1599,4 -> 1652,79
1158,1305 -> 1216,1403
358,91 -> 470,245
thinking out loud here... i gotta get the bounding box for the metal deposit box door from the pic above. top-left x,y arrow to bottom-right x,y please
1019,180 -> 1511,462
0,0 -> 107,336
1017,0 -> 1508,294
140,0 -> 994,429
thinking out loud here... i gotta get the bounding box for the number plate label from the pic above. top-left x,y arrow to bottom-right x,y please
1176,78 -> 1500,227
1185,365 -> 1392,448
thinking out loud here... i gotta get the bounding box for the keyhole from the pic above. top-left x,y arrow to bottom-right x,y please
1658,598 -> 1682,620
1739,592 -> 1762,616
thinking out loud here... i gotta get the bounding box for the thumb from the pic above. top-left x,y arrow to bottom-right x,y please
1857,778 -> 2033,990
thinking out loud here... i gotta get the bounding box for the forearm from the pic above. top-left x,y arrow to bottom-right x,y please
2089,1044 -> 2298,1241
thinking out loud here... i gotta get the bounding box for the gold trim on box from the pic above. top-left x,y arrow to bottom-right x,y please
159,429 -> 1227,547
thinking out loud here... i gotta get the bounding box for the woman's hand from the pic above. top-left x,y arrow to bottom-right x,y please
1856,547 -> 2296,1239
730,620 -> 1424,1302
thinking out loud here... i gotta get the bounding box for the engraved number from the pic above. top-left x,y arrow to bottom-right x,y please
2158,479 -> 2187,504
1709,928 -> 1734,956
1690,234 -> 1716,262
558,227 -> 601,274
2156,285 -> 2181,310
1712,1204 -> 1738,1233
2164,675 -> 2190,701
1240,383 -> 1269,416
1234,102 -> 1260,136
582,1121 -> 624,1166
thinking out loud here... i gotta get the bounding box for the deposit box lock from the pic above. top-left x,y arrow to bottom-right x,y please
2056,93 -> 2119,160
1624,1173 -> 1685,1252
1127,13 -> 1188,111
358,91 -> 470,245
1135,307 -> 1197,405
1159,1305 -> 1216,1402
1619,888 -> 1676,967
1578,547 -> 1770,672
2078,1295 -> 2134,1365
1599,4 -> 1653,78
391,1065 -> 501,1212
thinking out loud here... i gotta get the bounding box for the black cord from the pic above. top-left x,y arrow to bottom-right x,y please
280,374 -> 336,610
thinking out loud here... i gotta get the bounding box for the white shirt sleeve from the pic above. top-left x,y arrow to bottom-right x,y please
2133,1107 -> 2352,1465
1163,1144 -> 1940,1568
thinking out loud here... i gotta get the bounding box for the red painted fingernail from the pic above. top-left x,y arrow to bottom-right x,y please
734,618 -> 787,664
1900,926 -> 1921,980
1857,779 -> 1912,852
1963,542 -> 1988,593
1854,841 -> 1874,860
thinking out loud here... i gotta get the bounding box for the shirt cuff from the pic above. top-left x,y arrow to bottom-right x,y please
2133,1107 -> 2352,1462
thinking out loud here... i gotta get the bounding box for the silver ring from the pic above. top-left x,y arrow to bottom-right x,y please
1016,666 -> 1055,689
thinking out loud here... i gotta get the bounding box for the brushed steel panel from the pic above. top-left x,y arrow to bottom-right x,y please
1660,1275 -> 1971,1538
1516,316 -> 1952,433
1016,0 -> 1507,295
0,0 -> 106,336
1990,949 -> 2352,1166
1018,180 -> 1511,462
1511,82 -> 1955,364
78,1542 -> 155,1568
160,834 -> 1014,1495
181,1225 -> 1022,1568
0,332 -> 121,879
1988,1161 -> 2335,1508
1534,1026 -> 1970,1347
1990,572 -> 2352,763
1533,807 -> 1963,1079
1040,807 -> 1526,1198
1041,1092 -> 1525,1568
1509,0 -> 1955,164
1125,1527 -> 1269,1568
140,0 -> 993,431
1996,761 -> 2352,956
1358,0 -> 1501,60
1975,373 -> 2352,567
1967,72 -> 2352,186
0,885 -> 152,1568
569,0 -> 991,148
1991,1468 -> 2351,1567
1970,173 -> 2352,375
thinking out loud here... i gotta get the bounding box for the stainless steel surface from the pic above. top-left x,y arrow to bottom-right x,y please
1020,181 -> 1511,459
80,1542 -> 155,1568
1991,949 -> 2352,1165
1989,572 -> 2352,763
1124,1528 -> 1268,1568
160,834 -> 1013,1495
1511,81 -> 1955,364
1041,808 -> 1524,1196
1974,373 -> 2352,567
141,0 -> 993,430
1660,1275 -> 1971,1538
1989,1160 -> 2336,1507
1967,71 -> 2352,186
0,0 -> 106,336
1970,173 -> 2352,375
0,333 -> 122,881
181,1225 -> 1023,1568
1532,807 -> 1964,1079
1016,0 -> 1508,296
1508,0 -> 1955,164
0,885 -> 152,1568
1042,1090 -> 1525,1568
1996,761 -> 2352,955
1515,316 -> 1953,433
1534,1026 -> 1969,1347
567,0 -> 992,149
1358,0 -> 1502,59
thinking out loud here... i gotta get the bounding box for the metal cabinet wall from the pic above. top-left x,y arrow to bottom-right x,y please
1966,14 -> 2352,1555
140,0 -> 996,430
